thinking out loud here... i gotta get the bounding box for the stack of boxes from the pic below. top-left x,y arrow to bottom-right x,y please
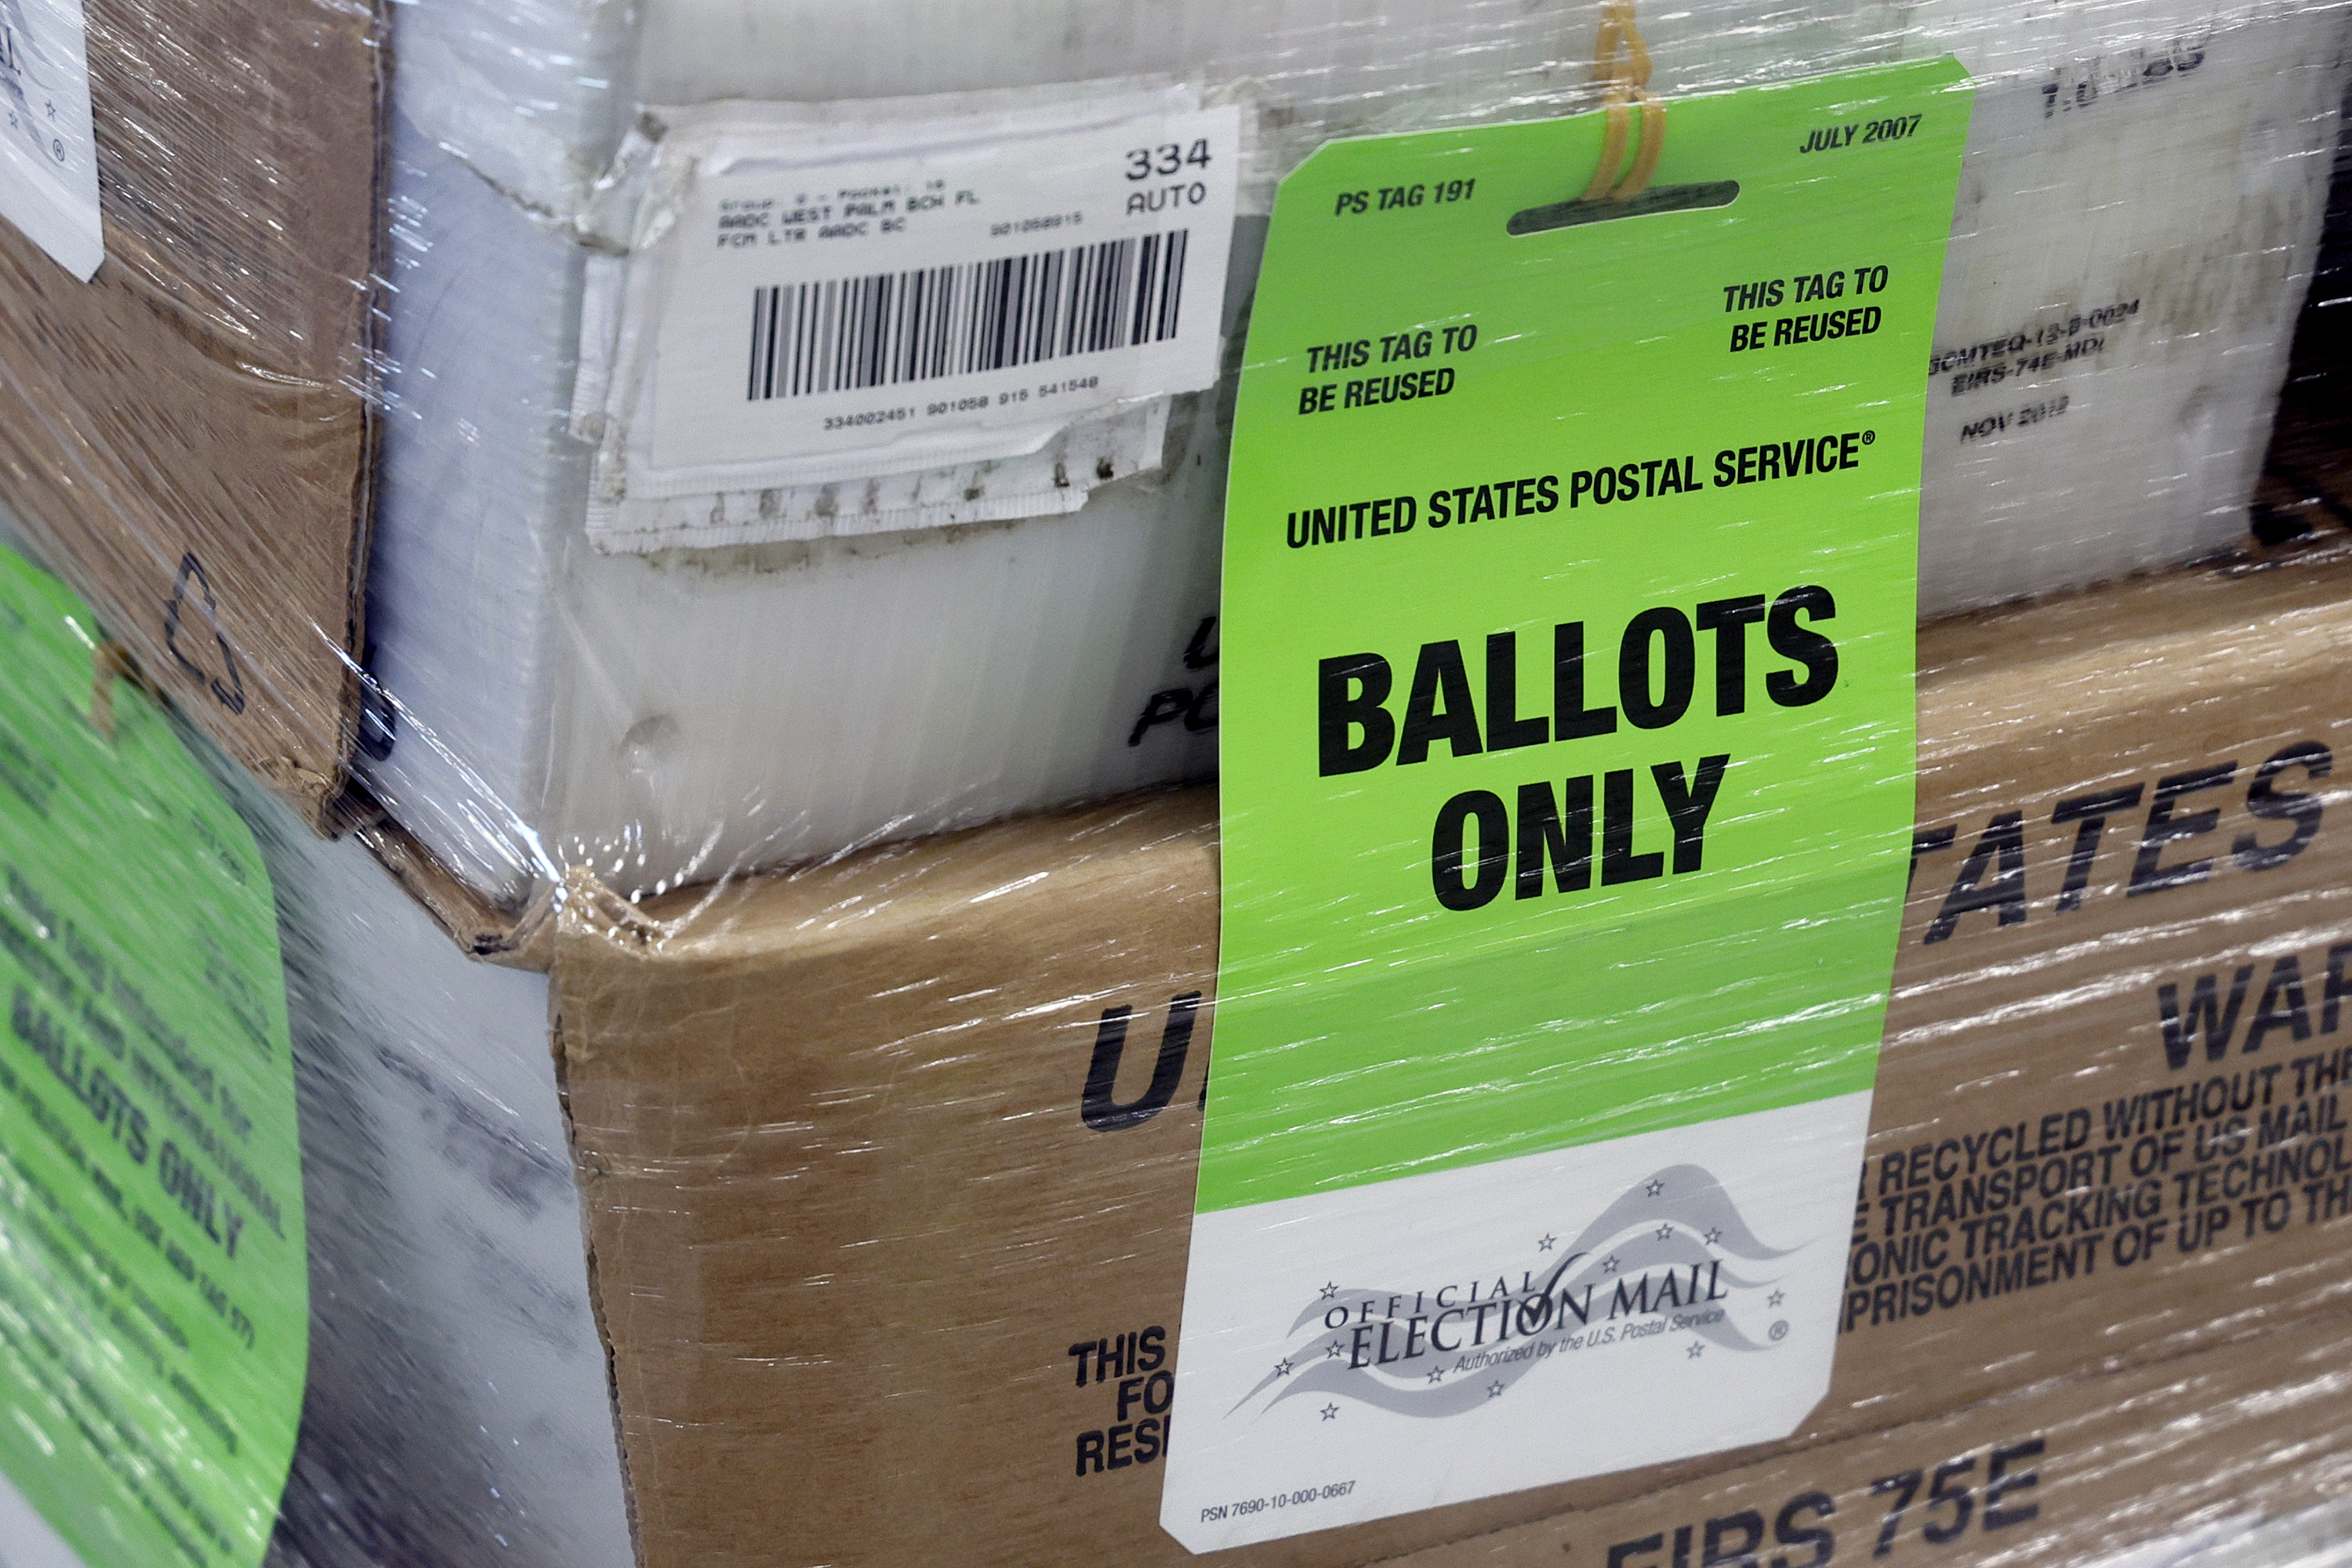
4,1 -> 2352,1566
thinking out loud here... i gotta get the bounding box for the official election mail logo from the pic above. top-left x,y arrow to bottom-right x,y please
1231,1166 -> 1791,1423
1165,1094 -> 1875,1550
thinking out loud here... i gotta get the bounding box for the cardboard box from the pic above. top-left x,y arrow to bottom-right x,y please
545,543 -> 2352,1566
370,6 -> 2352,907
0,0 -> 376,825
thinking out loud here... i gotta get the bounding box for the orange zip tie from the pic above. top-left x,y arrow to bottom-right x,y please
1581,0 -> 1665,203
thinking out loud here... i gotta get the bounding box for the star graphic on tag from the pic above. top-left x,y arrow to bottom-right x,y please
1427,1369 -> 1445,1384
1274,1359 -> 1294,1377
1320,1282 -> 1339,1299
1537,1233 -> 1557,1250
1704,1227 -> 1723,1245
1602,1254 -> 1621,1273
1487,1381 -> 1506,1399
1686,1342 -> 1704,1359
1646,1178 -> 1665,1197
1326,1340 -> 1345,1359
1321,1403 -> 1340,1421
1656,1223 -> 1674,1241
1767,1289 -> 1785,1308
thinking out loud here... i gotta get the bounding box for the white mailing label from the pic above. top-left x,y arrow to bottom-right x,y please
639,100 -> 1240,488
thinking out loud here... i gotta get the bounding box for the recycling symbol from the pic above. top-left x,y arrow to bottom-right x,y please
162,551 -> 247,715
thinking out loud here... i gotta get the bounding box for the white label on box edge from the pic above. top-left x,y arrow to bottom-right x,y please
0,0 -> 100,280
601,88 -> 1240,507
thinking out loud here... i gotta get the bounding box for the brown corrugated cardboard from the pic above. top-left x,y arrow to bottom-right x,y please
1386,1307 -> 2352,1568
549,544 -> 2352,1568
338,793 -> 557,968
0,0 -> 377,825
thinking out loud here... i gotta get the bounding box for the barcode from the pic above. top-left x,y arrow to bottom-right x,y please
745,230 -> 1191,401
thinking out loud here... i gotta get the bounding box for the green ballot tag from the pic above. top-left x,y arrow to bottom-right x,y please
0,543 -> 306,1568
1165,61 -> 1973,1548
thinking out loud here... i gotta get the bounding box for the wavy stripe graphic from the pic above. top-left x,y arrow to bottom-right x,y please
1231,1164 -> 1798,1420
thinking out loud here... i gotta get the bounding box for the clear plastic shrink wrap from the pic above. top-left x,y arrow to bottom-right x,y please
2,2 -> 2352,1568
53,535 -> 2352,1568
521,535 -> 2352,1568
361,0 -> 2352,902
249,790 -> 631,1568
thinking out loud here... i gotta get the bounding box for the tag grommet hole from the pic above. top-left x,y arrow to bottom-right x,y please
1507,180 -> 1740,237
